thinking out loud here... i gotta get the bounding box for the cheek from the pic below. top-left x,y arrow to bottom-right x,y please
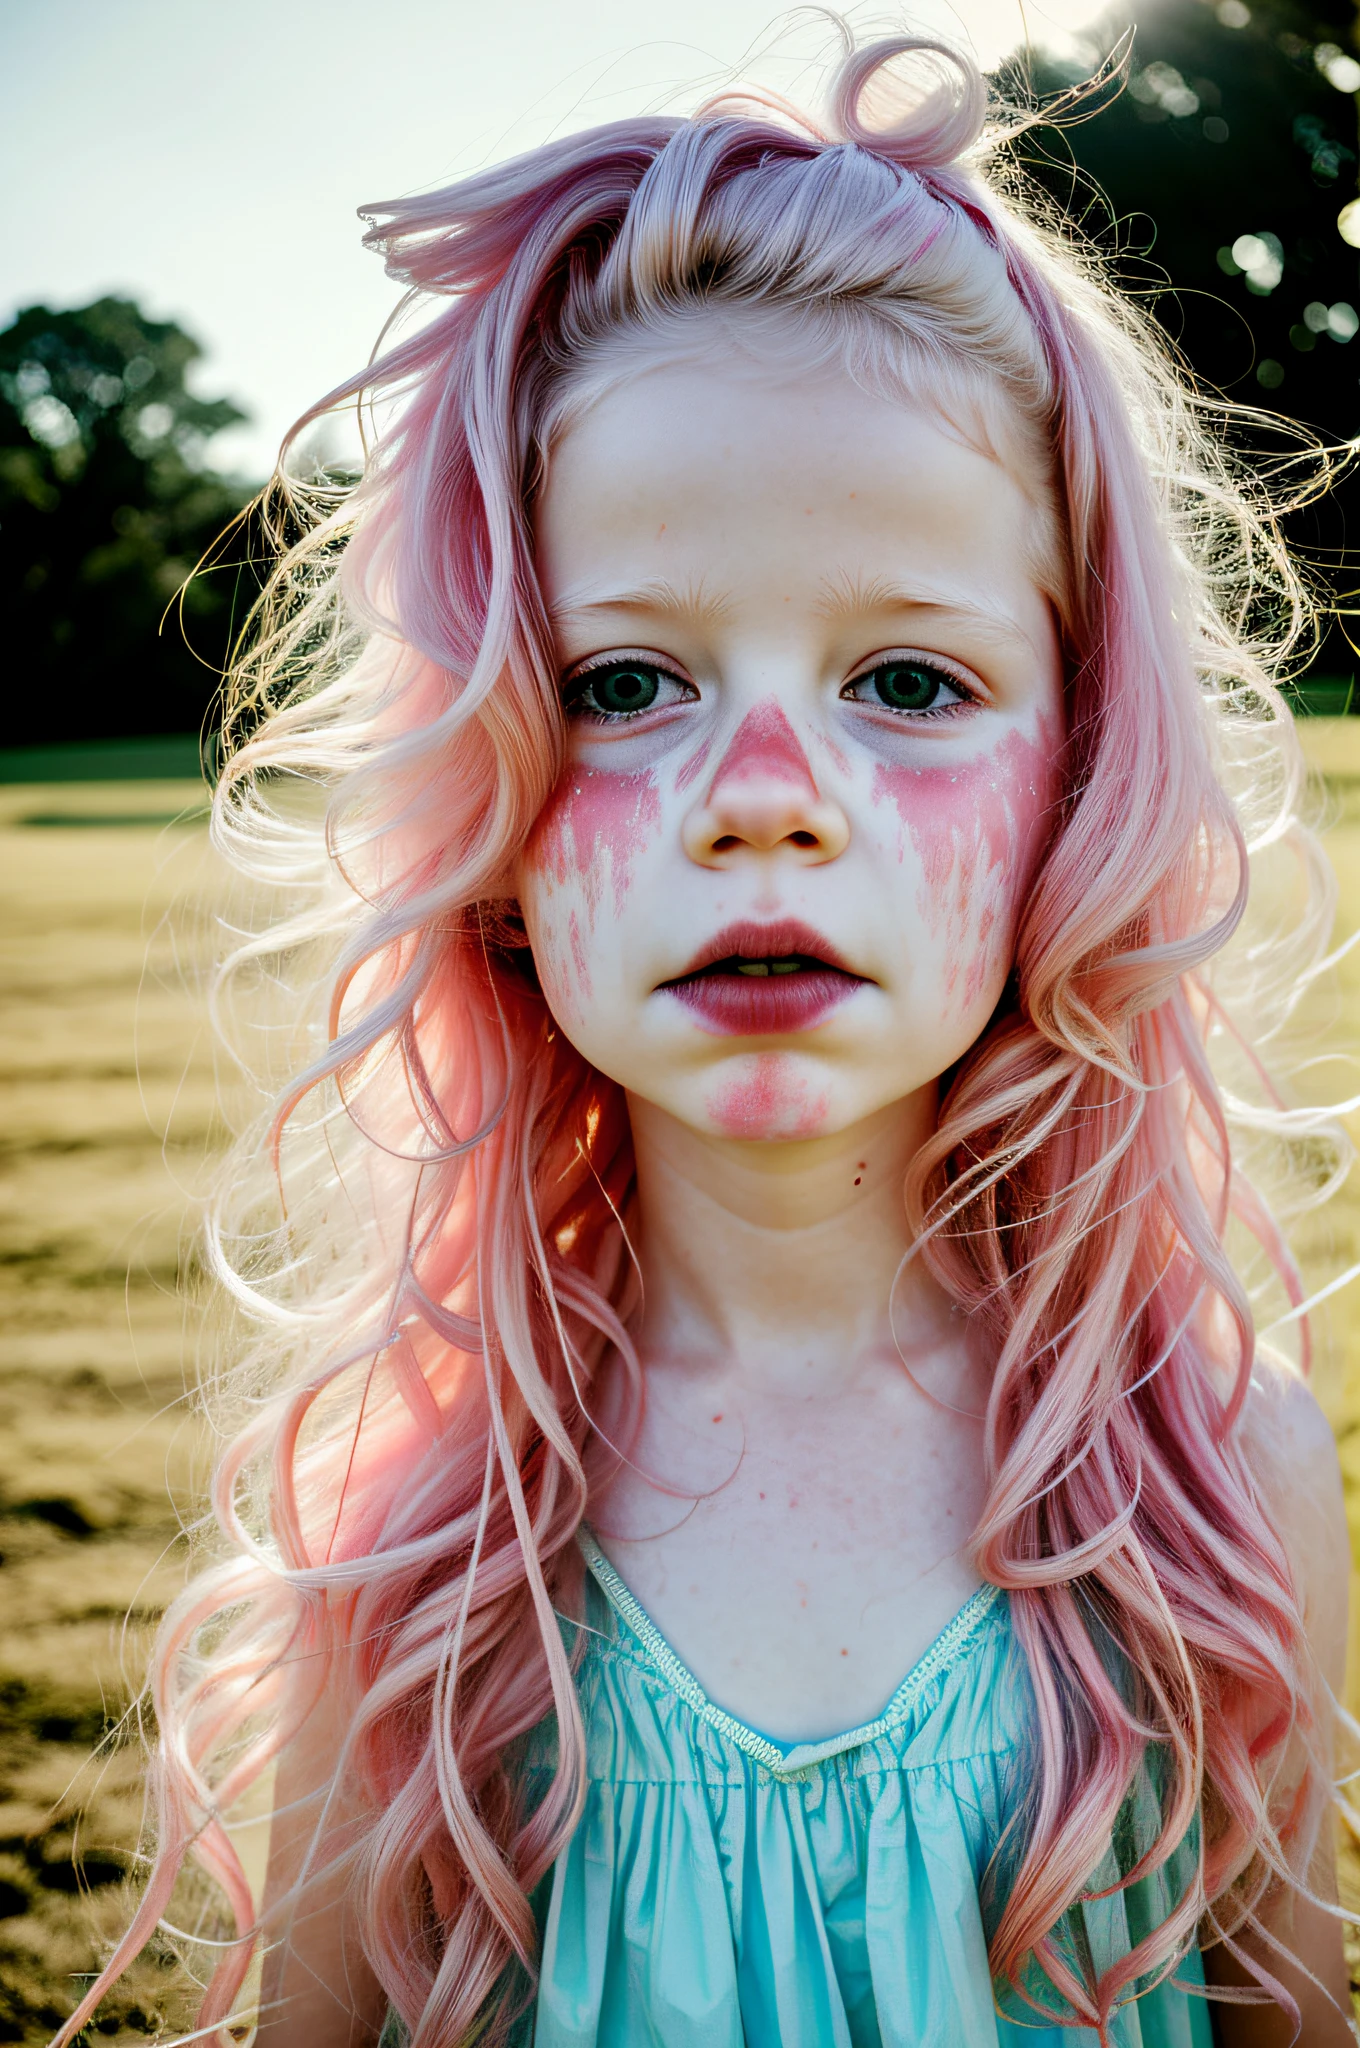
872,721 -> 1058,1009
525,762 -> 663,922
521,762 -> 665,1029
518,894 -> 588,1023
706,1054 -> 831,1139
674,736 -> 712,792
568,911 -> 592,1001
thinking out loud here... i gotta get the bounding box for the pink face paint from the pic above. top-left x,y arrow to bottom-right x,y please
871,721 -> 1059,1015
818,729 -> 852,777
527,764 -> 662,917
705,699 -> 818,797
707,1053 -> 831,1139
674,735 -> 713,793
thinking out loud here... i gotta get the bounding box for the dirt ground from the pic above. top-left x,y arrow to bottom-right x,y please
3,735 -> 1360,2043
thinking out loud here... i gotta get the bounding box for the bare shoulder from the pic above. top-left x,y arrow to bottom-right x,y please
1241,1348 -> 1349,1692
1241,1348 -> 1344,1507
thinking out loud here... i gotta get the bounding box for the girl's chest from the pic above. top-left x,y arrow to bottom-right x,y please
594,1374 -> 990,1741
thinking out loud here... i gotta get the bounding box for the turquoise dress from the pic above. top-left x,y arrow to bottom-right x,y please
382,1529 -> 1213,2046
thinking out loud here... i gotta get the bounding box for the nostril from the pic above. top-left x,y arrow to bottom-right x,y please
790,831 -> 818,847
713,834 -> 740,852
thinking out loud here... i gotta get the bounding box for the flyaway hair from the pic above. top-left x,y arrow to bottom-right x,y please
60,25 -> 1351,2047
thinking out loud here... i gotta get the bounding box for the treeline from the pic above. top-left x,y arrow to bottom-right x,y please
1024,0 -> 1360,703
0,298 -> 261,748
6,0 -> 1360,746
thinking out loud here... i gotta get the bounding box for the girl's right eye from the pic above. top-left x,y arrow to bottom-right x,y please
564,659 -> 695,721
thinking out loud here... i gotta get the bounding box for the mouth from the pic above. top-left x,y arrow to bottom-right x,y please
658,920 -> 868,1036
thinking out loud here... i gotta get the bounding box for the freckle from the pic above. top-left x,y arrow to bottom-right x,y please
840,1647 -> 849,1657
711,1413 -> 723,1423
789,1494 -> 799,1508
759,1491 -> 766,1500
658,523 -> 666,535
853,1176 -> 862,1187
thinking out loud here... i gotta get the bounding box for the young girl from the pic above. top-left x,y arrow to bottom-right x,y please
62,28 -> 1355,2048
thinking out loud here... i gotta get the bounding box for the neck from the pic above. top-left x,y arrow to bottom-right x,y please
624,1085 -> 958,1393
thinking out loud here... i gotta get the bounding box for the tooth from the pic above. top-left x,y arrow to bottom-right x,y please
737,962 -> 771,977
770,960 -> 801,974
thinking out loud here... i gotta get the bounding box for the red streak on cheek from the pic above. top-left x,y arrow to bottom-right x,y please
527,764 -> 662,914
707,1054 -> 830,1139
819,730 -> 852,776
674,736 -> 713,793
568,910 -> 592,1003
706,699 -> 817,794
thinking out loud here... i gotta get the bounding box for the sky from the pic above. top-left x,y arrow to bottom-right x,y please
2,0 -> 1111,479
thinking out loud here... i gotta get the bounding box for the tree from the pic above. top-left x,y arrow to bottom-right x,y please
0,297 -> 261,746
1020,0 -> 1360,702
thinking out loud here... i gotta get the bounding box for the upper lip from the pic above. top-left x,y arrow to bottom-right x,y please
663,920 -> 864,983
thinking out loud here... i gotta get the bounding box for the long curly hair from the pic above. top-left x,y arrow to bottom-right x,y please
61,26 -> 1349,2048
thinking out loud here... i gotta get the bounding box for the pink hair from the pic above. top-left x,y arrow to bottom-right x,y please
59,30 -> 1346,2048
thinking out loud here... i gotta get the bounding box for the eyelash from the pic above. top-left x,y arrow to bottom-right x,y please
562,656 -> 696,723
840,654 -> 979,720
561,651 -> 983,723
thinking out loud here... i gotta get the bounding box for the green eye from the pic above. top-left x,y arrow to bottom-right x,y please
578,663 -> 662,716
841,659 -> 971,715
871,662 -> 946,711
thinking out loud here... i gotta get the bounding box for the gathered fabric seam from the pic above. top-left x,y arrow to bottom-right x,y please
575,1524 -> 1006,1780
516,1743 -> 1025,1786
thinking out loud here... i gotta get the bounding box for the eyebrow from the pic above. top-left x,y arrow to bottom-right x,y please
549,568 -> 1040,654
548,575 -> 734,629
809,569 -> 1034,646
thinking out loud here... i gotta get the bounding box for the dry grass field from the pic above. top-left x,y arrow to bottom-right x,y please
2,732 -> 1360,2043
0,778 -> 222,2044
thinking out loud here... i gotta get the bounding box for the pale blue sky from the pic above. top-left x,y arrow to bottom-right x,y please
2,0 -> 1106,477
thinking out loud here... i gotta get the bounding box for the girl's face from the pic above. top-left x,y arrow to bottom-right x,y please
516,347 -> 1064,1143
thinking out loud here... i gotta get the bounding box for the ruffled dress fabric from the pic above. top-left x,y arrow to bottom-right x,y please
381,1530 -> 1212,2047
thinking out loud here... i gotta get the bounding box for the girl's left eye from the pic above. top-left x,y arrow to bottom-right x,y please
842,658 -> 974,716
564,660 -> 694,721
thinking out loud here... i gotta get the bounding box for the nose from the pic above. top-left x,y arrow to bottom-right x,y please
682,699 -> 850,868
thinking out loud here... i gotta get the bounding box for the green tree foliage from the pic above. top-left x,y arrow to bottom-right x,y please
0,297 -> 260,747
10,14 -> 1360,745
1021,0 -> 1360,696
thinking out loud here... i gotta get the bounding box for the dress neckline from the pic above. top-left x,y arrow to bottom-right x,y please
576,1525 -> 1003,1779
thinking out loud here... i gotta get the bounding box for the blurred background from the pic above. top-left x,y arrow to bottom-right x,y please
5,0 -> 1360,2038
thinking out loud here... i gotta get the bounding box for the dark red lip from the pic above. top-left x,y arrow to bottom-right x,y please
672,920 -> 858,981
659,920 -> 867,1037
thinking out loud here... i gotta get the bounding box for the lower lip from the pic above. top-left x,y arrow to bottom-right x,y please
662,969 -> 863,1036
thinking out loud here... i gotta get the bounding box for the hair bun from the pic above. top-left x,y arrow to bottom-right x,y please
826,35 -> 987,168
